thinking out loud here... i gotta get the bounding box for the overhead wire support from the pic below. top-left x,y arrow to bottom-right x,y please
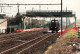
0,5 -> 13,9
66,7 -> 67,29
61,0 -> 63,34
0,3 -> 61,5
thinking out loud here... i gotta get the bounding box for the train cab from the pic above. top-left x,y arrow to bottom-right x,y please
49,19 -> 60,33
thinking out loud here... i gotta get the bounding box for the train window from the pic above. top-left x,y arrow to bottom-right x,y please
51,20 -> 59,23
51,20 -> 54,22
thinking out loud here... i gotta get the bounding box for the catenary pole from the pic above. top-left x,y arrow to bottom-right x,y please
61,0 -> 63,34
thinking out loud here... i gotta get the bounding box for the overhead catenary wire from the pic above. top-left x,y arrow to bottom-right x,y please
0,3 -> 61,5
0,3 -> 61,14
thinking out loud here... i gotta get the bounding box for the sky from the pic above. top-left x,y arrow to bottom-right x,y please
0,0 -> 80,22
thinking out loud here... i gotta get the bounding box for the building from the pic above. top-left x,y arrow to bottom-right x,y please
25,17 -> 31,25
20,16 -> 47,29
0,13 -> 7,33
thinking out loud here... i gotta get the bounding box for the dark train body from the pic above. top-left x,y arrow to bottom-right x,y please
49,19 -> 60,33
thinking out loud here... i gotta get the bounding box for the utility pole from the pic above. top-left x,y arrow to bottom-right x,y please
32,7 -> 34,11
39,5 -> 41,11
66,7 -> 67,29
30,8 -> 33,28
74,15 -> 76,27
61,0 -> 63,34
69,18 -> 70,25
39,5 -> 41,27
1,7 -> 2,13
16,3 -> 20,16
18,4 -> 19,14
24,17 -> 25,30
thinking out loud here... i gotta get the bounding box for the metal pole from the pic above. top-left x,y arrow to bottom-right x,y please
10,26 -> 11,33
17,4 -> 19,14
39,5 -> 41,11
32,8 -> 34,28
69,18 -> 70,25
66,7 -> 67,29
23,17 -> 25,30
32,18 -> 33,28
32,8 -> 34,11
75,16 -> 76,27
50,17 -> 51,21
1,7 -> 2,13
61,0 -> 63,34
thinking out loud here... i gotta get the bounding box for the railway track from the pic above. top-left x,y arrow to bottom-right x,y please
1,34 -> 47,54
0,28 -> 47,38
0,28 -> 59,54
0,29 -> 48,52
0,32 -> 44,52
0,29 -> 46,43
0,33 -> 57,54
21,33 -> 59,54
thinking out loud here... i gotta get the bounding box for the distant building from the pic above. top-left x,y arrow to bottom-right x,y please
0,14 -> 7,33
25,17 -> 31,25
31,19 -> 47,26
39,19 -> 47,26
32,19 -> 39,25
22,16 -> 47,28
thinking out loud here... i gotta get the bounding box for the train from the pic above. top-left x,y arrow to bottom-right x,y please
49,19 -> 60,33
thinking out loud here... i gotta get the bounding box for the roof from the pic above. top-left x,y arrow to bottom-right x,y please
0,14 -> 6,19
26,10 -> 74,17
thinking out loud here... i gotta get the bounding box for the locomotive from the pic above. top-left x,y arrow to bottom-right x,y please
49,19 -> 60,33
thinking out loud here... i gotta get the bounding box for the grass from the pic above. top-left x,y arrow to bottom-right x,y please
76,22 -> 80,27
44,29 -> 78,54
62,29 -> 78,39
